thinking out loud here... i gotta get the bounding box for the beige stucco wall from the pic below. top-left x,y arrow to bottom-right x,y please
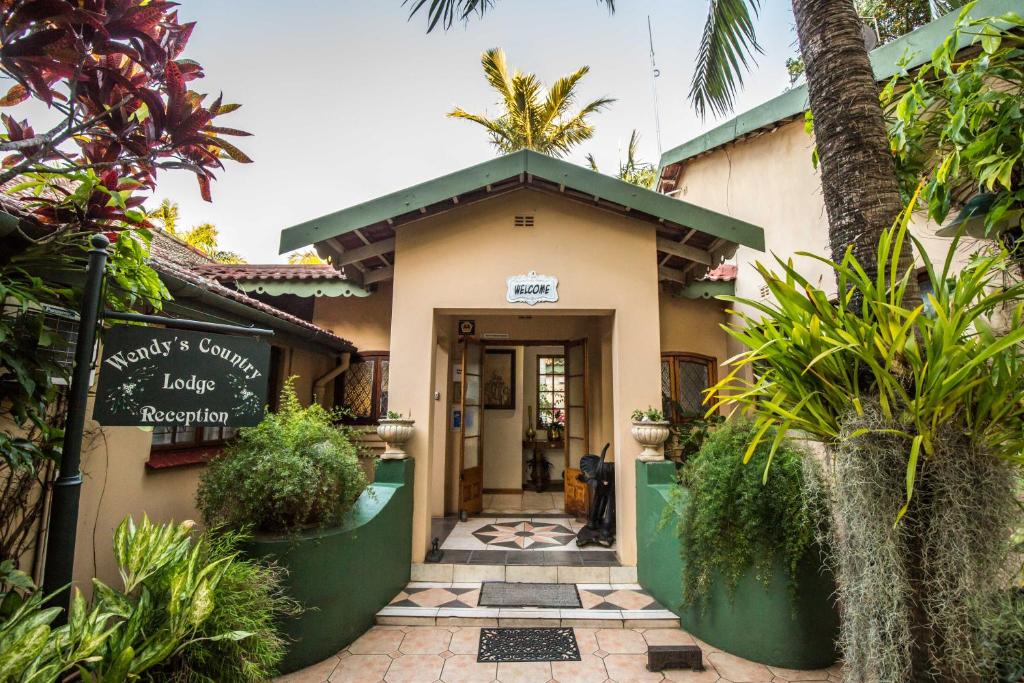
70,343 -> 334,593
658,292 -> 729,364
387,189 -> 666,565
313,280 -> 393,352
670,118 -> 965,370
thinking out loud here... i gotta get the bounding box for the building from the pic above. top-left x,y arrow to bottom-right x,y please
280,150 -> 765,565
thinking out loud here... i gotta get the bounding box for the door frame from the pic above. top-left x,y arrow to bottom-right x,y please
478,338 -> 591,491
457,338 -> 484,515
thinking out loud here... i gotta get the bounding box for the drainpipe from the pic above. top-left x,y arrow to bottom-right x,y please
313,352 -> 351,405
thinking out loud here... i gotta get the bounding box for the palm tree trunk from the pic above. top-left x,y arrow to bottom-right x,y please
792,2 -> 930,680
792,0 -> 919,305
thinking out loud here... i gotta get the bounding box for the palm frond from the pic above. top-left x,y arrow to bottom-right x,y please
689,0 -> 763,120
480,48 -> 518,113
539,66 -> 590,131
406,0 -> 616,33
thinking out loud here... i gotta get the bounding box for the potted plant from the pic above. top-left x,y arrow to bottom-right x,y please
377,410 -> 415,459
196,379 -> 415,672
631,407 -> 671,461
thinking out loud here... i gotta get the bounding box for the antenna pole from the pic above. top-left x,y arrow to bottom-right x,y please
647,16 -> 663,156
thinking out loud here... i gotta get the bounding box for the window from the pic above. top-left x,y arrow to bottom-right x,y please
151,425 -> 239,449
536,355 -> 565,428
335,352 -> 389,424
148,343 -> 286,469
661,353 -> 717,422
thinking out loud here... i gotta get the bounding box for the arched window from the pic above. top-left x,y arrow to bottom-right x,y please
660,353 -> 717,422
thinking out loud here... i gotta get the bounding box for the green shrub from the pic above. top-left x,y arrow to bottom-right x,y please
673,420 -> 825,612
0,515 -> 258,682
197,379 -> 367,533
159,529 -> 300,683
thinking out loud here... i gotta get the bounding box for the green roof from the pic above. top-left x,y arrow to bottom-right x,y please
658,0 -> 1023,171
280,150 -> 765,254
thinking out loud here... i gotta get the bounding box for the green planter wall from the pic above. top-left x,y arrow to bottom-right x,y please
247,458 -> 414,674
636,460 -> 839,670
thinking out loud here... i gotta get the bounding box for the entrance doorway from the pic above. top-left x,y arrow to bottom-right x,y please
446,315 -> 606,520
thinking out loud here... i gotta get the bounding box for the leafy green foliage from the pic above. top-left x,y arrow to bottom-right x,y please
671,421 -> 824,611
585,130 -> 657,188
197,379 -> 368,533
448,48 -> 614,158
709,191 -> 1024,519
405,0 -> 615,33
860,0 -> 969,43
146,200 -> 246,264
689,0 -> 762,119
884,7 -> 1024,235
631,407 -> 665,422
0,516 -> 272,682
670,414 -> 725,464
157,529 -> 300,683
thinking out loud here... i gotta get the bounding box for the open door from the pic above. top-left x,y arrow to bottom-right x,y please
458,338 -> 484,515
563,338 -> 590,517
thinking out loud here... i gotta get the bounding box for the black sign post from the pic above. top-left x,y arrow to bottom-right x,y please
42,234 -> 110,615
41,234 -> 274,621
92,326 -> 270,427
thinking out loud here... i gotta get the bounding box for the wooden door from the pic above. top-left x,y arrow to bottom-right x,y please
458,339 -> 484,515
563,338 -> 590,517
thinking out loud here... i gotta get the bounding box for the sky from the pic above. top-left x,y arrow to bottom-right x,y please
26,1 -> 802,263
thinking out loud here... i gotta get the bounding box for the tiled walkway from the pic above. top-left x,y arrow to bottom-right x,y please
442,517 -> 613,554
275,625 -> 844,682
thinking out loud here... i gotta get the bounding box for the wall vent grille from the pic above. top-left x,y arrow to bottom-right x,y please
759,285 -> 771,299
513,214 -> 535,228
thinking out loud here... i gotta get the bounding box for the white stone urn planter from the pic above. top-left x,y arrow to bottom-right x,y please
377,418 -> 415,459
631,420 -> 671,462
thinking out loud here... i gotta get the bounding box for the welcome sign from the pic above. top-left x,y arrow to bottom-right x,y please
93,326 -> 270,427
506,271 -> 558,306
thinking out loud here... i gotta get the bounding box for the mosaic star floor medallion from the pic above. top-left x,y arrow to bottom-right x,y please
471,520 -> 576,549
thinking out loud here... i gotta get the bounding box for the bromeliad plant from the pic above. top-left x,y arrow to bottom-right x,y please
710,193 -> 1024,517
709,195 -> 1024,680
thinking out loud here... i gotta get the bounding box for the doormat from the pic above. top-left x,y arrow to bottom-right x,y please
477,627 -> 581,663
478,582 -> 581,608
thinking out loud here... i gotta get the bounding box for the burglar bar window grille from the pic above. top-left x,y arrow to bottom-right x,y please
335,352 -> 390,424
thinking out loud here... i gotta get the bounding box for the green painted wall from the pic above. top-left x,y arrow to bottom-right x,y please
247,459 -> 414,673
636,460 -> 839,669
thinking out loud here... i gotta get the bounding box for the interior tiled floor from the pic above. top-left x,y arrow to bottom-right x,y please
275,625 -> 844,682
483,492 -> 566,514
441,517 -> 614,553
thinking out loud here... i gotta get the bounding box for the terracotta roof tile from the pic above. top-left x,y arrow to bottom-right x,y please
150,257 -> 354,350
192,263 -> 347,282
704,263 -> 737,282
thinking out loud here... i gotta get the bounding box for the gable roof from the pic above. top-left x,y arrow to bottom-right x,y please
279,150 -> 764,287
657,0 -> 1020,182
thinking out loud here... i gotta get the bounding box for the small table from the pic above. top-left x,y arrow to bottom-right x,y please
523,439 -> 563,493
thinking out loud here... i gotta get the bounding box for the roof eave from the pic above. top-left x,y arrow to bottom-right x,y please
280,150 -> 765,254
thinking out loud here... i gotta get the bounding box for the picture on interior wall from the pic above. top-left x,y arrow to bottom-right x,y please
483,349 -> 516,410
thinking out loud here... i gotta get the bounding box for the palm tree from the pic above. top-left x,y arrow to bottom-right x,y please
586,130 -> 657,189
448,48 -> 614,158
287,250 -> 326,265
412,0 -> 916,293
147,200 -> 246,263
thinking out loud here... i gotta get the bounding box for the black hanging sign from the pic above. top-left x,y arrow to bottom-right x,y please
92,326 -> 270,427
